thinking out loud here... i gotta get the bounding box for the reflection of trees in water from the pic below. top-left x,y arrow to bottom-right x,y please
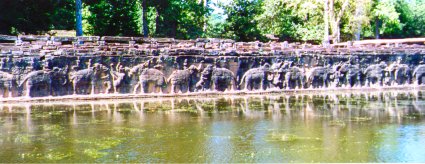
1,91 -> 425,162
0,91 -> 425,126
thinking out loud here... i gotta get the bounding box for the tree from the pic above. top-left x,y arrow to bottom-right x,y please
328,0 -> 350,43
352,0 -> 371,40
205,13 -> 226,38
142,0 -> 149,37
84,0 -> 141,36
0,0 -> 55,35
0,0 -> 23,34
76,0 -> 83,36
401,0 -> 425,38
255,0 -> 325,43
223,0 -> 263,41
150,0 -> 208,39
0,0 -> 423,41
371,0 -> 401,38
324,0 -> 330,44
255,0 -> 300,41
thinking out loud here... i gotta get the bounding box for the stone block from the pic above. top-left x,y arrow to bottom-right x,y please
77,36 -> 100,42
19,35 -> 50,41
0,35 -> 17,41
51,36 -> 77,42
154,38 -> 175,43
132,37 -> 154,43
101,36 -> 132,42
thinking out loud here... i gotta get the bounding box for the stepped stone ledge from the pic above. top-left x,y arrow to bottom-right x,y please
1,35 -> 425,57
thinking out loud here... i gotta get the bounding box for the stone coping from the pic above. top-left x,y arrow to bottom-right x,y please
1,85 -> 424,103
1,35 -> 425,57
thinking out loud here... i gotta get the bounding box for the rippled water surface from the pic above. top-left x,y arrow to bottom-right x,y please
1,91 -> 425,162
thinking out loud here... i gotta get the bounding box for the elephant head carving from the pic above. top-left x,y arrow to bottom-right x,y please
363,62 -> 388,86
70,63 -> 112,95
167,65 -> 200,93
239,63 -> 272,91
19,67 -> 69,97
196,64 -> 235,92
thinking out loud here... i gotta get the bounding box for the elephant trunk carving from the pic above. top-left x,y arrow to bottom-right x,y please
2,56 -> 425,98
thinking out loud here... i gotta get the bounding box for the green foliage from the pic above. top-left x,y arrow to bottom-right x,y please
84,0 -> 141,36
372,0 -> 401,36
1,0 -> 425,42
0,0 -> 75,35
390,0 -> 425,38
406,0 -> 425,37
256,0 -> 299,40
50,0 -> 76,30
206,13 -> 227,38
223,0 -> 264,41
149,0 -> 209,39
255,0 -> 325,43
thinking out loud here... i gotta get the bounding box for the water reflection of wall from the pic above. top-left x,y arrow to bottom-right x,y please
1,92 -> 424,147
1,91 -> 425,121
0,91 -> 425,162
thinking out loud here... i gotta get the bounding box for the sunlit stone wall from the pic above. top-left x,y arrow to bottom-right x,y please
0,35 -> 425,98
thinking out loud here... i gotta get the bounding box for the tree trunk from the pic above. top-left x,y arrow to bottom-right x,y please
76,0 -> 83,36
323,0 -> 330,45
155,8 -> 159,36
375,18 -> 380,39
330,0 -> 349,43
142,0 -> 149,37
354,0 -> 363,41
329,0 -> 335,43
203,0 -> 208,34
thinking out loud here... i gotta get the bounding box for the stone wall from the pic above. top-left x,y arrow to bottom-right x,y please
1,35 -> 425,98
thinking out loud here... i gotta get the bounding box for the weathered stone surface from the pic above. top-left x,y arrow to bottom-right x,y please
51,36 -> 77,42
0,35 -> 425,99
0,35 -> 17,41
155,38 -> 175,43
132,37 -> 154,43
18,35 -> 50,41
101,36 -> 132,42
77,36 -> 100,42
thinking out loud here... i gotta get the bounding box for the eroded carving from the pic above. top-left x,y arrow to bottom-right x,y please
0,71 -> 17,98
129,67 -> 166,94
196,64 -> 236,91
1,54 -> 425,99
70,63 -> 111,95
167,65 -> 199,93
239,63 -> 272,90
363,62 -> 387,86
19,67 -> 68,97
306,65 -> 333,88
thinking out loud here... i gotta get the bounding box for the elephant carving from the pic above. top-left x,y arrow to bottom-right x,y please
363,62 -> 387,86
269,61 -> 292,89
239,63 -> 272,90
306,66 -> 333,88
110,67 -> 131,94
196,65 -> 236,91
167,65 -> 199,93
284,67 -> 305,89
337,63 -> 361,87
413,65 -> 425,85
19,67 -> 68,97
386,64 -> 411,85
0,71 -> 17,98
129,67 -> 166,94
70,63 -> 112,95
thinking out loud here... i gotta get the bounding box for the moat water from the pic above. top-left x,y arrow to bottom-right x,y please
0,91 -> 425,162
